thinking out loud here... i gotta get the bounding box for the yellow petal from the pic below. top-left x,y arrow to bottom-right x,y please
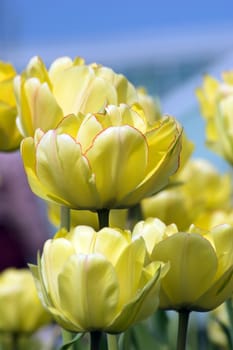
36,131 -> 100,208
41,238 -> 74,307
95,227 -> 131,265
26,56 -> 52,88
152,233 -> 218,309
209,224 -> 233,273
104,104 -> 147,132
21,136 -> 71,205
77,114 -> 103,152
58,254 -> 119,330
109,262 -> 162,332
122,119 -> 182,206
23,78 -> 63,134
114,237 -> 146,307
86,126 -> 148,207
52,65 -> 117,115
67,226 -> 97,254
194,266 -> 233,310
0,102 -> 22,151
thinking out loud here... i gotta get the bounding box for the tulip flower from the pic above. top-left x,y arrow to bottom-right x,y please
21,104 -> 182,210
133,218 -> 233,311
195,209 -> 233,230
30,226 -> 168,333
196,72 -> 233,165
141,158 -> 231,230
0,61 -> 22,151
14,56 -> 139,137
0,268 -> 51,333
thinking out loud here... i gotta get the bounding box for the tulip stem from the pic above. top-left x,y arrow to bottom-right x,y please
97,209 -> 110,229
11,333 -> 19,350
225,299 -> 233,347
60,206 -> 70,231
176,310 -> 190,350
60,205 -> 72,349
90,331 -> 102,350
107,334 -> 119,350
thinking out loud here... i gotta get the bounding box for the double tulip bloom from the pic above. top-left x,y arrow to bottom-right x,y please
0,268 -> 51,333
21,104 -> 182,210
0,61 -> 22,151
196,72 -> 233,165
133,218 -> 233,311
30,226 -> 168,333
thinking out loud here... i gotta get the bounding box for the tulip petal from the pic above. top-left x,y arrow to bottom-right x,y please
24,79 -> 63,133
114,238 -> 146,307
210,224 -> 233,274
109,262 -> 162,332
36,131 -> 100,209
41,239 -> 75,307
152,233 -> 218,308
0,102 -> 22,151
121,118 -> 182,206
49,56 -> 85,82
95,227 -> 131,265
58,254 -> 119,330
52,65 -> 117,115
14,76 -> 34,137
77,114 -> 103,152
67,226 -> 97,254
194,266 -> 233,311
26,56 -> 52,87
95,66 -> 138,105
86,125 -> 148,207
104,104 -> 146,132
21,136 -> 71,205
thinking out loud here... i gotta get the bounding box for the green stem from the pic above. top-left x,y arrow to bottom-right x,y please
97,209 -> 110,229
225,299 -> 233,348
60,205 -> 74,348
60,206 -> 71,231
90,331 -> 102,350
107,334 -> 119,350
176,310 -> 190,350
11,333 -> 19,350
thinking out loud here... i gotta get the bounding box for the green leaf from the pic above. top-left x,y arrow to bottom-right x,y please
59,333 -> 84,350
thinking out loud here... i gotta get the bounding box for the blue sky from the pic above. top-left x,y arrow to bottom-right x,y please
1,0 -> 233,45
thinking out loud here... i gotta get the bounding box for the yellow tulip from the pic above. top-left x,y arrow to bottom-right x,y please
47,203 -> 128,230
196,72 -> 233,164
30,226 -> 168,333
21,104 -> 182,210
0,61 -> 22,151
14,56 -> 139,137
142,158 -> 231,230
0,268 -> 51,333
133,218 -> 233,311
195,209 -> 233,230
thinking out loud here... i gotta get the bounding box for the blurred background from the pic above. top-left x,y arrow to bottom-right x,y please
1,0 -> 233,169
0,0 -> 233,268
